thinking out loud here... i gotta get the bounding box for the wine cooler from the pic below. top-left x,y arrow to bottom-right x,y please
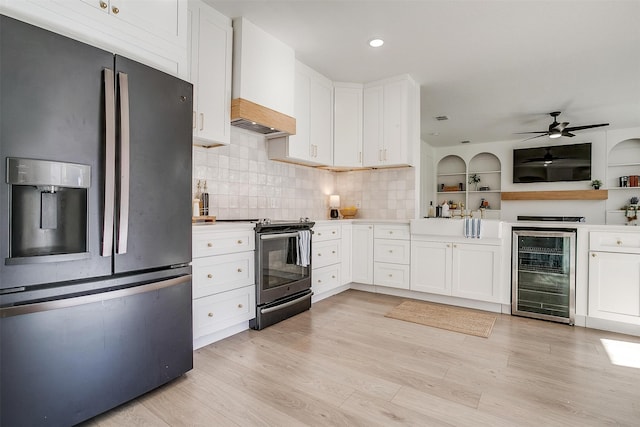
512,228 -> 576,325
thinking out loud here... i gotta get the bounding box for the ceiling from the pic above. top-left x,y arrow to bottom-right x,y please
206,0 -> 640,147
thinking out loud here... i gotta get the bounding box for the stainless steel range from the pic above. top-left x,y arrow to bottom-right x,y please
217,218 -> 315,330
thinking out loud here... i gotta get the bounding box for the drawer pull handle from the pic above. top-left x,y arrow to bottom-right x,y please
389,250 -> 393,253
453,244 -> 457,248
616,240 -> 622,245
317,279 -> 322,283
332,250 -> 336,254
207,274 -> 213,279
446,244 -> 451,248
207,242 -> 213,247
237,268 -> 242,273
389,231 -> 393,234
388,274 -> 393,277
331,275 -> 336,279
237,240 -> 243,244
318,233 -> 322,236
332,231 -> 336,234
112,6 -> 119,14
592,253 -> 597,257
99,1 -> 107,9
208,312 -> 213,317
237,304 -> 243,309
318,253 -> 321,256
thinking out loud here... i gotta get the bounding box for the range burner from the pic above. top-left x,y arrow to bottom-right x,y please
216,218 -> 314,231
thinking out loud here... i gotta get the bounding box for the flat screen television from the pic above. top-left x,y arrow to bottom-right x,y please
513,142 -> 592,183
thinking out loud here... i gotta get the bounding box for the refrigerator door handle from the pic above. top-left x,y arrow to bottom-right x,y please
117,72 -> 130,254
102,68 -> 116,257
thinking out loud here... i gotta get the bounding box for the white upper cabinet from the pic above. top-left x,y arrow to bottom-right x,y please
333,83 -> 363,168
188,0 -> 232,146
268,60 -> 333,166
2,0 -> 189,78
363,75 -> 418,168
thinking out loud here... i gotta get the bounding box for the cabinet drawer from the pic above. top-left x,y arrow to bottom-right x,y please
312,264 -> 341,295
590,231 -> 640,253
374,239 -> 410,264
374,224 -> 410,240
193,285 -> 256,339
192,251 -> 255,299
313,224 -> 341,242
374,262 -> 410,289
313,240 -> 340,268
193,229 -> 255,257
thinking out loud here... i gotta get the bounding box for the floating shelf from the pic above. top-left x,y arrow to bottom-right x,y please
501,190 -> 608,201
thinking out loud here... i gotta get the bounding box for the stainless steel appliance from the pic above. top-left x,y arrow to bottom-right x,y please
0,16 -> 193,426
249,218 -> 314,330
512,227 -> 576,324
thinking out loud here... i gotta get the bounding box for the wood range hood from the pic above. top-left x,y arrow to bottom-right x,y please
230,18 -> 296,138
230,98 -> 296,137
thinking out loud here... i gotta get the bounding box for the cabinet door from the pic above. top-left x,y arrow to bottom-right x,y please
287,67 -> 311,160
362,84 -> 383,167
589,251 -> 640,324
333,84 -> 363,167
410,241 -> 451,295
352,224 -> 374,284
192,3 -> 231,145
451,243 -> 501,303
382,79 -> 407,165
309,75 -> 333,165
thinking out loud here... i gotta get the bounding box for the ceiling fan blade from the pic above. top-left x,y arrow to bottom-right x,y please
555,122 -> 569,132
520,134 -> 549,142
564,123 -> 609,132
562,132 -> 576,137
514,131 -> 548,135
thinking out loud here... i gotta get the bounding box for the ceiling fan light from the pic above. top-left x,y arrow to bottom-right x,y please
549,132 -> 562,139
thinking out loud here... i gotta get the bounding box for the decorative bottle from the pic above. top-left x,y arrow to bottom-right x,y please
441,200 -> 450,218
202,181 -> 209,216
428,201 -> 435,218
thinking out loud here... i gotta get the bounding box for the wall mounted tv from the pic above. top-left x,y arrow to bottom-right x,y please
513,142 -> 592,183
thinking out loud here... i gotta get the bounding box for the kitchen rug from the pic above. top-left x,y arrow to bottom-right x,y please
385,300 -> 497,338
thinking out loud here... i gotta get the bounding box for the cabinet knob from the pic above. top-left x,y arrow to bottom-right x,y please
208,312 -> 213,317
453,244 -> 457,248
446,244 -> 451,248
237,240 -> 243,244
388,274 -> 393,278
111,6 -> 119,14
318,232 -> 322,236
616,240 -> 622,245
389,250 -> 393,253
99,1 -> 107,9
237,304 -> 243,309
389,231 -> 393,234
317,279 -> 322,283
237,268 -> 242,273
331,275 -> 336,279
207,274 -> 213,279
592,253 -> 597,257
207,242 -> 213,247
332,231 -> 336,234
332,250 -> 336,254
318,253 -> 321,256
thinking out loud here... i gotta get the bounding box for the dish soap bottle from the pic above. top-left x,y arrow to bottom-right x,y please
428,201 -> 435,218
195,180 -> 202,216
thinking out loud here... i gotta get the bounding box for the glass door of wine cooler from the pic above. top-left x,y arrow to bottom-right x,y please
512,228 -> 576,324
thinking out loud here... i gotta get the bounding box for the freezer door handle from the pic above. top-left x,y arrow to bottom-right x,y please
0,275 -> 191,318
102,68 -> 116,257
117,72 -> 131,254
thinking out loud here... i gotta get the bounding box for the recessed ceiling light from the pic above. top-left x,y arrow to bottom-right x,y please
369,38 -> 384,48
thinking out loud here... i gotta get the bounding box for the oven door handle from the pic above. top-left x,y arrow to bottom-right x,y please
260,291 -> 313,315
260,232 -> 300,240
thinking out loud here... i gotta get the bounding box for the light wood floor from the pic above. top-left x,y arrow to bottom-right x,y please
82,290 -> 640,426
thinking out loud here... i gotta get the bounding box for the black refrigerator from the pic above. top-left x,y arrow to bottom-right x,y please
0,15 -> 194,426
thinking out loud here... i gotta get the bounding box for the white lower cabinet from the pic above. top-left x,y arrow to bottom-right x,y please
311,223 -> 346,301
352,224 -> 374,284
373,224 -> 411,289
411,239 -> 501,303
589,231 -> 640,326
192,225 -> 256,349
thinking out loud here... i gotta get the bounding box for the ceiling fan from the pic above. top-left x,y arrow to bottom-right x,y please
517,111 -> 609,141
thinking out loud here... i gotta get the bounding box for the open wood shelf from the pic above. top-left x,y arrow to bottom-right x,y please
501,190 -> 608,201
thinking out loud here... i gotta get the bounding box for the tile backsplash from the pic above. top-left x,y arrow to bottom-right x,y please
193,128 -> 416,220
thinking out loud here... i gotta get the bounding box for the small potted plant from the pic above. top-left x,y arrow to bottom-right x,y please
468,173 -> 481,191
591,179 -> 602,190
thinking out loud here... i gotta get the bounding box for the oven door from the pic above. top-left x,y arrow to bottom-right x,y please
257,231 -> 311,305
